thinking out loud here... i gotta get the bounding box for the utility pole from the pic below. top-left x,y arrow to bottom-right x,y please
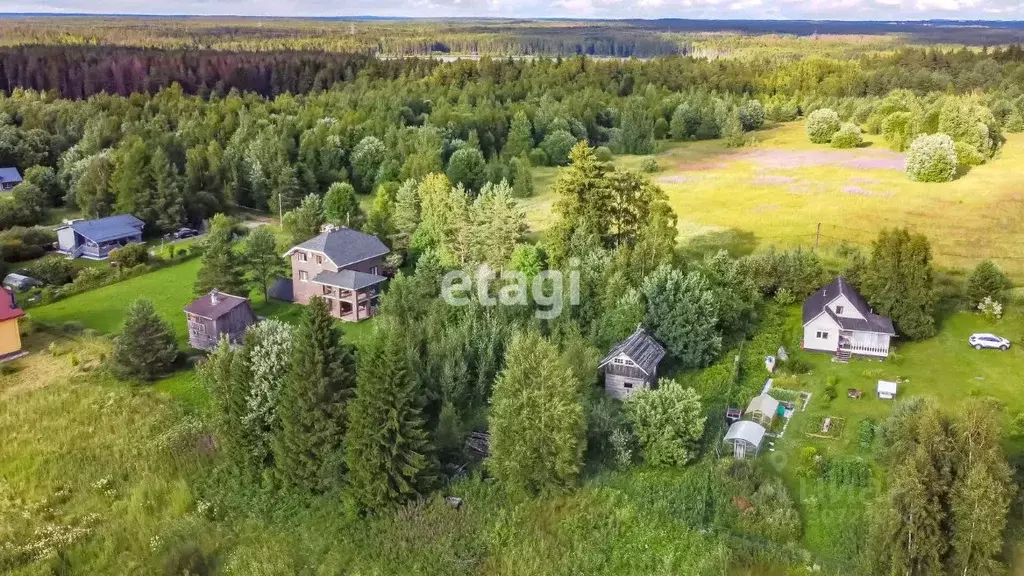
279,194 -> 283,226
814,223 -> 821,251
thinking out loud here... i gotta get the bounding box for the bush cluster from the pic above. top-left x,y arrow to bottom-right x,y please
905,133 -> 958,182
806,108 -> 841,144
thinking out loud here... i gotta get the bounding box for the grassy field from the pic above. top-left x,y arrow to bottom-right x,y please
752,305 -> 1024,568
527,122 -> 1024,277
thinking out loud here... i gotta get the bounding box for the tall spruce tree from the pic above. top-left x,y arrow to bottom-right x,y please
487,330 -> 585,494
194,213 -> 246,296
273,297 -> 356,493
151,147 -> 184,234
504,111 -> 534,159
344,320 -> 436,511
110,298 -> 179,381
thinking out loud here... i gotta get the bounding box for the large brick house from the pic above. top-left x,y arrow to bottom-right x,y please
283,225 -> 389,321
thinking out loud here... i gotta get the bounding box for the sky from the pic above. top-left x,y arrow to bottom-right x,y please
0,0 -> 1021,20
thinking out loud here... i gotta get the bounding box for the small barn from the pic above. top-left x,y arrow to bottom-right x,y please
724,420 -> 767,459
598,326 -> 667,399
183,290 -> 258,351
745,393 -> 780,427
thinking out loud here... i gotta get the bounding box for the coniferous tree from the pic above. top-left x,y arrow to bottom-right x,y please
151,147 -> 184,233
110,298 -> 178,381
863,228 -> 936,340
273,297 -> 356,493
503,111 -> 534,159
345,320 -> 436,511
487,330 -> 585,494
195,213 -> 246,296
391,178 -> 420,251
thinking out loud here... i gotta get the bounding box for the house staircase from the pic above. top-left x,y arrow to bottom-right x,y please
834,349 -> 852,363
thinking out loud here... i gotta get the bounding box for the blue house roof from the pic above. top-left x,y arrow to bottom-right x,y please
0,167 -> 22,185
64,214 -> 145,243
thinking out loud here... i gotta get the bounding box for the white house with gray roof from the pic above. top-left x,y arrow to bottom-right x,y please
598,326 -> 667,399
802,277 -> 895,360
283,225 -> 390,321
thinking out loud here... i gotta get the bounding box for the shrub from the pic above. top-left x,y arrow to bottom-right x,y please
978,296 -> 1003,321
627,379 -> 705,467
807,108 -> 841,144
966,260 -> 1010,304
109,243 -> 150,268
594,146 -> 614,162
796,446 -> 825,479
639,157 -> 659,173
1005,111 -> 1024,133
31,256 -> 77,286
527,147 -> 549,167
905,133 -> 958,182
738,100 -> 766,131
163,542 -> 211,576
954,140 -> 984,168
858,418 -> 876,449
539,129 -> 578,166
830,123 -> 863,149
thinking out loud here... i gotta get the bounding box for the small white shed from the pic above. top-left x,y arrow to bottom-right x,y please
724,420 -> 767,459
877,380 -> 898,400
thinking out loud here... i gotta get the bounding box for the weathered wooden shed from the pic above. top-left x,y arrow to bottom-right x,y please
598,326 -> 667,399
183,290 -> 258,351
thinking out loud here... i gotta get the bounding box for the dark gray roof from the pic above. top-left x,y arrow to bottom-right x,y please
0,167 -> 22,185
63,214 -> 144,243
824,307 -> 896,335
803,277 -> 895,335
312,269 -> 387,290
286,227 -> 388,268
268,277 -> 294,302
183,290 -> 253,320
599,326 -> 667,374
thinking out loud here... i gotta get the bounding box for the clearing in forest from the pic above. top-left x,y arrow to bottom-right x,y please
526,121 -> 1024,277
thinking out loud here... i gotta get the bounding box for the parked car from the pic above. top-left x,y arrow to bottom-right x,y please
174,227 -> 199,239
968,333 -> 1010,351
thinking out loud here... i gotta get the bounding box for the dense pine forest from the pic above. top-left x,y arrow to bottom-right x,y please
2,17 -> 1024,576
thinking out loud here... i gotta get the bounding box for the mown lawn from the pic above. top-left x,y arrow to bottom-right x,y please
756,304 -> 1024,567
528,121 -> 1024,277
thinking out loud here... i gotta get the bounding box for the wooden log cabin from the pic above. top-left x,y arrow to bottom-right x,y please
183,290 -> 258,350
598,326 -> 667,399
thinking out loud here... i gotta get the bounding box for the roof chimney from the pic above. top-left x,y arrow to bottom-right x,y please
210,289 -> 220,305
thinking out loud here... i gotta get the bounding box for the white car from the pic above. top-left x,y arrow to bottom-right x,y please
969,333 -> 1011,351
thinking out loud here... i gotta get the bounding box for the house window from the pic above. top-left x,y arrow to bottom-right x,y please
835,305 -> 845,315
816,331 -> 829,340
371,266 -> 379,275
316,254 -> 323,265
612,357 -> 636,367
299,271 -> 308,282
297,252 -> 308,262
623,381 -> 633,389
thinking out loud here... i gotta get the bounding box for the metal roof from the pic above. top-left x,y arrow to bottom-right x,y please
62,214 -> 145,244
183,290 -> 252,320
0,167 -> 22,185
312,269 -> 387,290
746,393 -> 780,417
285,226 -> 389,268
803,276 -> 895,335
724,420 -> 766,447
0,287 -> 25,322
599,326 -> 667,374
